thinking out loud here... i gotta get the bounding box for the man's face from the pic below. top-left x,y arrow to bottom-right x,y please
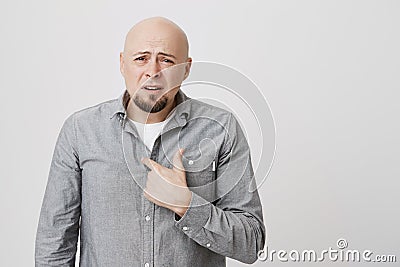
120,21 -> 191,113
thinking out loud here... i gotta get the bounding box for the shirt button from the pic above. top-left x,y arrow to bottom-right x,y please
206,243 -> 211,248
182,226 -> 189,231
145,215 -> 151,221
144,263 -> 149,267
188,160 -> 194,165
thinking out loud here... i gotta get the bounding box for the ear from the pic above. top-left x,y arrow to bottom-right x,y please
119,52 -> 125,76
183,57 -> 192,80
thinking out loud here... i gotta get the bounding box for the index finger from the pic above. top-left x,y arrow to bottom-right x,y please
141,157 -> 163,172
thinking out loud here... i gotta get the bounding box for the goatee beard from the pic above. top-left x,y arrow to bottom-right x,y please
133,94 -> 168,113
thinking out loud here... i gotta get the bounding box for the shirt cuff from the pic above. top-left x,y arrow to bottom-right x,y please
174,192 -> 212,237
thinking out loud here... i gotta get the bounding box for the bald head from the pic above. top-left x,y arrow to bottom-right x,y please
123,17 -> 189,60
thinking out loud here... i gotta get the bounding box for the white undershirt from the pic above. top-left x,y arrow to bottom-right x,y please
129,111 -> 175,151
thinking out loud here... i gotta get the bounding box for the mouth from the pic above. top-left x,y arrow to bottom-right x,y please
142,85 -> 164,91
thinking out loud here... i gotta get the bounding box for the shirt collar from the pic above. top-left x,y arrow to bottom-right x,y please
109,89 -> 192,126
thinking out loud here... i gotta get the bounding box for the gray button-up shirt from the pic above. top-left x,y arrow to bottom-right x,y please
35,89 -> 265,266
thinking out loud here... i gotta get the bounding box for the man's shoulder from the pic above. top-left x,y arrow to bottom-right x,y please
70,96 -> 120,121
186,98 -> 233,123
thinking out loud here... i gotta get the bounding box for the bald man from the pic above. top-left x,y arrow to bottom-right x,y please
35,17 -> 265,266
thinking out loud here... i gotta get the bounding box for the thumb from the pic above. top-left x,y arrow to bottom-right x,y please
172,148 -> 185,172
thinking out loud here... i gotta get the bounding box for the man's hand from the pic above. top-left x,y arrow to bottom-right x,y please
142,148 -> 192,217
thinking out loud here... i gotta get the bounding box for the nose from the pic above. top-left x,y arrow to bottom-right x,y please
145,60 -> 161,78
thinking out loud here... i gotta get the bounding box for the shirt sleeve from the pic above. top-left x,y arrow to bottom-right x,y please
35,114 -> 82,267
174,113 -> 266,264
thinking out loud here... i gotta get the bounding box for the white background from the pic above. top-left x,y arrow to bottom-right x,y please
1,0 -> 399,266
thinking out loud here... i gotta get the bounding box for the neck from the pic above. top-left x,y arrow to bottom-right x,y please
127,98 -> 176,124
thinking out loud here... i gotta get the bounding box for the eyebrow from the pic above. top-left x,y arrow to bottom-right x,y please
132,51 -> 177,59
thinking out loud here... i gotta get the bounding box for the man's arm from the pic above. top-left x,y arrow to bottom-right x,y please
173,113 -> 265,264
35,114 -> 81,266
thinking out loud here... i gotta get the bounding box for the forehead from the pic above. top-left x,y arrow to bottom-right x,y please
129,36 -> 174,53
124,24 -> 187,58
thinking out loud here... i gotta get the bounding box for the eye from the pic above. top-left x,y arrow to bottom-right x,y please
134,56 -> 146,61
162,58 -> 175,64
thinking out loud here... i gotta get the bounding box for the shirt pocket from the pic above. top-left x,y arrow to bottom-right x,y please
184,155 -> 216,188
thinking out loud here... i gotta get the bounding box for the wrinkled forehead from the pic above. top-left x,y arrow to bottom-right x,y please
123,25 -> 188,59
